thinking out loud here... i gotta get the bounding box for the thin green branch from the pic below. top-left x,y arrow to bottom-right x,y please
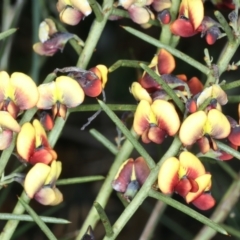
88,0 -> 104,22
18,196 -> 58,240
220,224 -> 240,239
214,11 -> 234,43
108,60 -> 149,72
216,140 -> 240,159
90,129 -> 119,155
227,95 -> 240,103
140,63 -> 185,113
56,176 -> 105,185
221,79 -> 240,90
122,26 -> 210,74
0,28 -> 17,41
194,178 -> 240,240
94,202 -> 113,237
149,190 -> 228,237
70,104 -> 136,112
0,213 -> 70,224
216,161 -> 238,179
98,100 -> 156,169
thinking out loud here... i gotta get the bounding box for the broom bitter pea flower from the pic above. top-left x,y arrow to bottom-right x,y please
133,99 -> 180,144
24,160 -> 63,205
158,151 -> 215,210
37,75 -> 85,119
0,71 -> 39,118
112,156 -> 150,201
33,18 -> 76,56
16,119 -> 57,165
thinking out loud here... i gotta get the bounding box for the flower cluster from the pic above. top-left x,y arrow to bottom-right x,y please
112,47 -> 240,210
0,64 -> 108,205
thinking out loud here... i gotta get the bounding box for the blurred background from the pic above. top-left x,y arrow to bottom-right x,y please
0,0 -> 240,239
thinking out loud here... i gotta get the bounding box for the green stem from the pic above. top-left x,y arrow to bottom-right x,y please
216,140 -> 240,160
56,176 -> 105,185
193,178 -> 240,240
70,104 -> 136,112
0,192 -> 30,240
221,79 -> 240,90
89,129 -> 119,155
214,11 -> 234,43
227,95 -> 240,103
102,137 -> 182,240
75,128 -> 138,239
88,0 -> 103,22
122,26 -> 209,74
108,60 -> 149,72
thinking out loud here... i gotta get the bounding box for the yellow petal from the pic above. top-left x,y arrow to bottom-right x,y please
0,111 -> 20,132
96,65 -> 108,88
179,152 -> 206,179
70,0 -> 92,16
17,122 -> 35,161
24,163 -> 50,198
45,160 -> 58,185
55,76 -> 85,107
0,130 -> 13,150
179,111 -> 207,146
33,119 -> 48,148
59,7 -> 83,26
35,187 -> 57,205
130,82 -> 152,103
151,99 -> 180,136
158,157 -> 180,194
205,109 -> 231,139
11,72 -> 39,110
186,174 -> 211,203
49,188 -> 63,205
37,82 -> 57,109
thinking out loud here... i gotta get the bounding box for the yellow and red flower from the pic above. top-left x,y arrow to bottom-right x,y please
158,151 -> 215,210
171,0 -> 204,37
112,156 -> 150,200
37,76 -> 85,119
179,109 -> 231,153
0,71 -> 39,118
24,160 -> 63,205
56,0 -> 92,25
133,99 -> 180,144
16,119 -> 57,165
33,18 -> 76,56
0,111 -> 21,150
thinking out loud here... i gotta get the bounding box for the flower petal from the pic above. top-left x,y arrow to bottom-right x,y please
191,192 -> 215,210
171,18 -> 197,37
112,158 -> 134,192
55,76 -> 85,108
30,148 -> 56,165
157,49 -> 175,75
179,151 -> 206,179
130,82 -> 152,103
134,157 -> 150,186
187,77 -> 203,95
206,109 -> 231,139
151,99 -> 180,136
0,71 -> 10,102
185,174 -> 211,203
228,126 -> 240,146
179,111 -> 207,146
24,163 -> 51,198
0,111 -> 20,132
175,178 -> 193,197
17,122 -> 35,161
133,100 -> 153,135
152,0 -> 171,12
10,72 -> 39,109
70,0 -> 92,16
158,157 -> 180,194
35,187 -> 57,205
0,130 -> 13,150
59,7 -> 83,26
128,5 -> 151,24
49,188 -> 63,205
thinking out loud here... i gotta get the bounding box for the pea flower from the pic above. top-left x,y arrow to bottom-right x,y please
37,76 -> 85,119
24,160 -> 63,205
112,157 -> 150,200
133,99 -> 180,144
179,109 -> 231,153
158,151 -> 215,210
0,71 -> 39,118
33,18 -> 77,56
171,0 -> 204,37
56,0 -> 92,26
16,119 -> 57,165
0,111 -> 21,150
